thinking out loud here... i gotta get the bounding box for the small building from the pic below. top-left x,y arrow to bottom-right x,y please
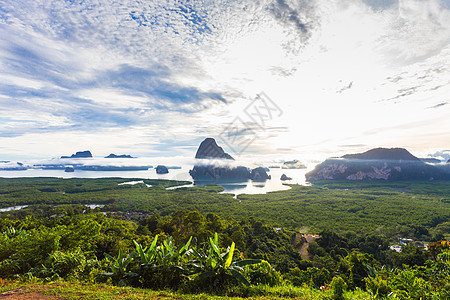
390,245 -> 402,253
399,238 -> 413,245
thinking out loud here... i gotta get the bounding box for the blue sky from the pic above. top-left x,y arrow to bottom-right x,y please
0,0 -> 449,161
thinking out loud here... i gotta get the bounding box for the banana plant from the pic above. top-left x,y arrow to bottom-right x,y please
133,235 -> 158,264
190,232 -> 261,287
154,236 -> 193,266
98,248 -> 137,284
134,235 -> 193,289
3,226 -> 27,239
134,235 -> 193,267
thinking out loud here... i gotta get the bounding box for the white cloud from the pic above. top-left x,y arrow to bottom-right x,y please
380,0 -> 450,65
0,0 -> 449,159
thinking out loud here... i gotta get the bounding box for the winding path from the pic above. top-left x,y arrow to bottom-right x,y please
293,233 -> 319,261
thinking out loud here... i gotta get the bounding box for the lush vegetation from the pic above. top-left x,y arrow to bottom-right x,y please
1,178 -> 450,298
1,178 -> 449,240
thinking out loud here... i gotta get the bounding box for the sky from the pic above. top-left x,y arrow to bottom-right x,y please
0,0 -> 449,162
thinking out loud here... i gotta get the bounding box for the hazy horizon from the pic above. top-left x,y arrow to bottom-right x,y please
1,143 -> 450,167
1,0 -> 449,161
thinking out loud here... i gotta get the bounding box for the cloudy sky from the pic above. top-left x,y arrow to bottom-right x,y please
0,0 -> 449,161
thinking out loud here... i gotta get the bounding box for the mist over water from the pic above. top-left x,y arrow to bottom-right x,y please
0,159 -> 314,195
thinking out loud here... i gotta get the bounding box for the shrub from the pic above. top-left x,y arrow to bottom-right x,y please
365,275 -> 390,298
388,269 -> 434,299
45,249 -> 87,278
30,249 -> 100,281
309,267 -> 331,288
244,260 -> 282,287
284,267 -> 309,287
284,267 -> 330,288
0,226 -> 61,277
330,276 -> 347,300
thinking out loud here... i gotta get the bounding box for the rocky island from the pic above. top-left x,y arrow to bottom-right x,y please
64,166 -> 75,172
105,154 -> 135,158
250,167 -> 271,180
280,174 -> 292,181
61,151 -> 93,159
282,160 -> 306,169
306,148 -> 450,181
156,165 -> 169,174
189,138 -> 270,181
195,138 -> 234,160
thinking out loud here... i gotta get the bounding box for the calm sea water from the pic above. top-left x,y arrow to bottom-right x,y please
0,166 -> 311,195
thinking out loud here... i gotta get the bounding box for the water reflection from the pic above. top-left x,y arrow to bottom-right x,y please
84,204 -> 105,209
0,165 -> 312,195
166,183 -> 195,190
0,205 -> 29,212
203,168 -> 311,195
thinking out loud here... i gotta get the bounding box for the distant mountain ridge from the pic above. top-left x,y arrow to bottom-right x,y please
105,154 -> 135,158
342,148 -> 419,161
61,151 -> 93,159
307,147 -> 450,181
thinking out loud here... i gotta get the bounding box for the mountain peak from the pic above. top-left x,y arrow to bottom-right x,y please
195,138 -> 234,160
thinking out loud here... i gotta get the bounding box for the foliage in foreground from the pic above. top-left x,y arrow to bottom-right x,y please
0,212 -> 449,298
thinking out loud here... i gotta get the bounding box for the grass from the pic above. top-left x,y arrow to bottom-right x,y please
0,280 -> 372,299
